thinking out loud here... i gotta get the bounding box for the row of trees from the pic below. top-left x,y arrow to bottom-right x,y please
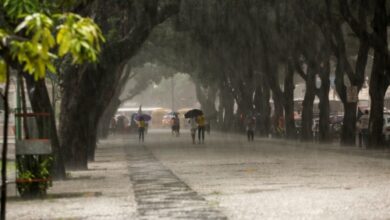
127,0 -> 389,148
1,0 -> 389,184
58,0 -> 389,174
0,0 -> 106,217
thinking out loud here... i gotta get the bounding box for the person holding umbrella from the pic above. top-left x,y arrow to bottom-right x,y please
135,114 -> 151,143
185,109 -> 205,144
137,116 -> 146,143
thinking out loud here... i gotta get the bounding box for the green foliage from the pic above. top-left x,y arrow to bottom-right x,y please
56,13 -> 105,64
10,13 -> 56,79
0,30 -> 8,82
1,0 -> 89,19
16,155 -> 53,197
0,1 -> 105,81
2,0 -> 40,20
0,58 -> 8,82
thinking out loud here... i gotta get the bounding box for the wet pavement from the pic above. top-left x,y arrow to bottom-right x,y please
127,144 -> 226,220
8,138 -> 137,220
7,129 -> 390,219
145,130 -> 390,219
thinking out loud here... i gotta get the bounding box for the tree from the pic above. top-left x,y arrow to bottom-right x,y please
59,0 -> 181,169
0,0 -> 104,216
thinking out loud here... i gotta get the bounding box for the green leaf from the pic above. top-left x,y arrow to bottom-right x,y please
0,59 -> 7,82
55,13 -> 105,63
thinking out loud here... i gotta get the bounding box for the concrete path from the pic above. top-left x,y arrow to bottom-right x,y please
7,138 -> 137,220
127,144 -> 226,220
144,130 -> 390,219
7,129 -> 390,219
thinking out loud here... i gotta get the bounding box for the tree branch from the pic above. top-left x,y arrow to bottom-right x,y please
294,59 -> 307,81
338,0 -> 370,40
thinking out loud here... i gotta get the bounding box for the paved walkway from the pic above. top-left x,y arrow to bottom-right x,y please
7,130 -> 390,219
8,138 -> 137,220
128,145 -> 226,220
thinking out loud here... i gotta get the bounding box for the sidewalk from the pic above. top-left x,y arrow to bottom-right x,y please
7,137 -> 137,220
255,136 -> 390,160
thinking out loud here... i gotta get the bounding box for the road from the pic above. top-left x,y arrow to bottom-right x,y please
132,129 -> 390,219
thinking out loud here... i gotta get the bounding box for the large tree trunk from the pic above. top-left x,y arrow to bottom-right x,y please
24,75 -> 66,179
195,83 -> 218,119
221,83 -> 235,131
333,50 -> 358,146
284,61 -> 296,139
368,51 -> 388,147
98,98 -> 121,139
301,67 -> 316,141
254,76 -> 271,137
218,82 -> 234,131
60,66 -> 91,169
259,26 -> 283,136
59,1 -> 180,169
98,64 -> 132,139
321,0 -> 370,146
270,82 -> 284,137
318,61 -> 330,143
368,0 -> 388,148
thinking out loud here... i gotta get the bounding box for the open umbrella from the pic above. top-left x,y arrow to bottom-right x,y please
184,109 -> 203,118
134,114 -> 152,121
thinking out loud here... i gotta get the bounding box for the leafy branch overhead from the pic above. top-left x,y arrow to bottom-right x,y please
0,0 -> 105,81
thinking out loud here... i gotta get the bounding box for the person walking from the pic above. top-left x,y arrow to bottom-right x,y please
171,115 -> 180,136
173,115 -> 180,136
358,110 -> 369,147
189,117 -> 197,144
109,117 -> 117,135
246,116 -> 256,141
196,114 -> 206,144
138,117 -> 146,143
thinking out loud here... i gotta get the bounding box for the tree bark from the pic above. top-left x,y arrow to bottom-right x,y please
368,0 -> 389,148
254,75 -> 271,136
195,83 -> 218,119
284,61 -> 296,139
59,1 -> 181,169
0,65 -> 10,220
98,98 -> 121,139
301,66 -> 316,141
318,60 -> 331,142
220,82 -> 235,131
254,74 -> 271,137
368,50 -> 388,147
24,75 -> 66,179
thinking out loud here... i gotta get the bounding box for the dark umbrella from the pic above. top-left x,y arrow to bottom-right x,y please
134,114 -> 152,121
184,109 -> 203,118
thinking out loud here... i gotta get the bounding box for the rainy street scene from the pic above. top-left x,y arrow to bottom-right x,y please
1,0 -> 390,220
